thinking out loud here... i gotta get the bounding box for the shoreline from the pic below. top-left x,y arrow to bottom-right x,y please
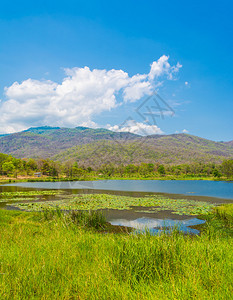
0,175 -> 232,185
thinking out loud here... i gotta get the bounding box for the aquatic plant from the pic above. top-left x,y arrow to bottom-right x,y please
0,190 -> 61,197
9,193 -> 215,216
0,190 -> 62,202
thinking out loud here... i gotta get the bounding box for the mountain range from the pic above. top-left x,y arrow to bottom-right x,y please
0,126 -> 232,166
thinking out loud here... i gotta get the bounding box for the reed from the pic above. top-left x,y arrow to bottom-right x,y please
0,206 -> 232,299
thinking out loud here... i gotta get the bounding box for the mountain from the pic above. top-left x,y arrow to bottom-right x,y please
0,126 -> 139,158
0,126 -> 232,165
52,133 -> 233,166
224,140 -> 233,147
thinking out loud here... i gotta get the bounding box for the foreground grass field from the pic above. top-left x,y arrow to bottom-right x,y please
0,206 -> 233,299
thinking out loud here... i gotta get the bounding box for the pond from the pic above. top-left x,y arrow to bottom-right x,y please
1,180 -> 233,234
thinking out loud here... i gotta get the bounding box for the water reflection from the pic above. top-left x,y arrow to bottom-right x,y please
1,182 -> 231,235
110,217 -> 205,234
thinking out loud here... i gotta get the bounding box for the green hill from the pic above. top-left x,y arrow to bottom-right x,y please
0,126 -> 138,158
52,133 -> 233,166
225,140 -> 233,147
0,127 -> 232,165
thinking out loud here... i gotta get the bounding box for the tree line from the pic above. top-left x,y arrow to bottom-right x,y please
0,153 -> 233,179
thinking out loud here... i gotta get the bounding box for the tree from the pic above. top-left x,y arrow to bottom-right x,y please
87,167 -> 93,173
147,163 -> 154,173
41,160 -> 51,176
212,168 -> 222,178
26,159 -> 38,171
222,159 -> 233,178
125,164 -> 138,174
2,161 -> 15,175
72,162 -> 85,178
158,165 -> 166,175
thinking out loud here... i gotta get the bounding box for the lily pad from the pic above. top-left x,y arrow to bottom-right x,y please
8,194 -> 215,216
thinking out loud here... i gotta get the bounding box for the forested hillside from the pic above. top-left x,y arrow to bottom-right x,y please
0,126 -> 138,158
0,127 -> 232,166
53,133 -> 233,166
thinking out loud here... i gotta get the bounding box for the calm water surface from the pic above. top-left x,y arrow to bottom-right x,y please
110,217 -> 205,235
1,180 -> 233,234
2,179 -> 233,199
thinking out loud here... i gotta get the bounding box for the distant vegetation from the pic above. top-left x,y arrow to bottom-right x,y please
53,134 -> 233,166
0,126 -> 232,181
0,126 -> 137,158
0,152 -> 233,181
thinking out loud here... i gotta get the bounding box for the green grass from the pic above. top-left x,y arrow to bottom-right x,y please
0,205 -> 233,299
42,208 -> 107,230
205,204 -> 233,234
215,204 -> 233,222
0,174 -> 231,185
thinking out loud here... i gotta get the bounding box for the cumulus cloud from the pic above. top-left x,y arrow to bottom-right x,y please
108,120 -> 163,136
182,129 -> 189,133
0,56 -> 181,133
175,129 -> 189,134
149,55 -> 182,80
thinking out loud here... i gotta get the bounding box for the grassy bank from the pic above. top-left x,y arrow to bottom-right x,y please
0,205 -> 233,299
0,174 -> 232,185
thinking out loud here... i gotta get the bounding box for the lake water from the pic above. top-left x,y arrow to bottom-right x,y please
110,217 -> 205,235
1,180 -> 233,234
2,179 -> 233,199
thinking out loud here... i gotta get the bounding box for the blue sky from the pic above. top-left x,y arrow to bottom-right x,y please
0,0 -> 232,141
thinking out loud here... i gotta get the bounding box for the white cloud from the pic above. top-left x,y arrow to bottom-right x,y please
182,129 -> 189,133
175,129 -> 189,134
185,81 -> 189,86
149,55 -> 182,80
123,77 -> 152,102
0,56 -> 181,133
108,120 -> 163,136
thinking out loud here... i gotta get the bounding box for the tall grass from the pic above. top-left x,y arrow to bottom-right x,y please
41,208 -> 107,230
214,204 -> 233,229
69,210 -> 106,229
0,207 -> 232,299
